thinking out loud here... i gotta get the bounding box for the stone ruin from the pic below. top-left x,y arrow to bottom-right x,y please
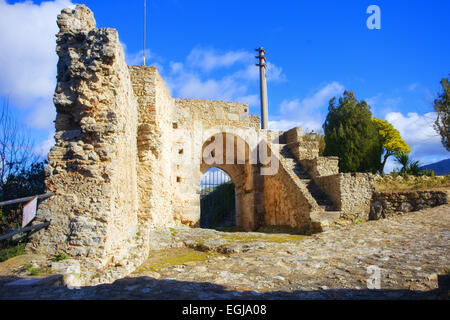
29,5 -> 374,284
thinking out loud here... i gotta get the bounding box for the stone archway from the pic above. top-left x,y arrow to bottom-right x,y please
199,132 -> 262,231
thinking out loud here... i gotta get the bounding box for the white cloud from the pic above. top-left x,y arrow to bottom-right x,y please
284,82 -> 344,113
233,62 -> 286,82
164,47 -> 285,103
124,47 -> 148,66
186,48 -> 251,72
268,119 -> 322,132
266,63 -> 286,82
408,82 -> 420,91
385,111 -> 448,165
363,93 -> 403,118
236,94 -> 259,108
0,0 -> 73,104
0,0 -> 73,157
124,47 -> 164,72
383,97 -> 402,108
34,130 -> 55,158
169,61 -> 184,74
167,70 -> 247,101
365,94 -> 380,107
270,82 -> 344,132
26,97 -> 56,130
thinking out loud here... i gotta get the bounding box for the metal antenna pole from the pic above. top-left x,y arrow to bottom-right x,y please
255,47 -> 268,129
143,0 -> 146,66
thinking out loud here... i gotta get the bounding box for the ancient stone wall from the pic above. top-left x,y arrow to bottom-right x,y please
30,5 -> 139,267
174,99 -> 260,130
314,173 -> 375,221
370,190 -> 448,220
129,66 -> 177,228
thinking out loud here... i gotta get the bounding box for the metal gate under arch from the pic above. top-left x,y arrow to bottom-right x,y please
199,168 -> 236,229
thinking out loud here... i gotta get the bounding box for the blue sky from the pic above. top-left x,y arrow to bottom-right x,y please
0,0 -> 449,172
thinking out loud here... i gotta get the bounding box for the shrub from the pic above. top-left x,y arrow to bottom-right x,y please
0,243 -> 26,262
51,253 -> 69,262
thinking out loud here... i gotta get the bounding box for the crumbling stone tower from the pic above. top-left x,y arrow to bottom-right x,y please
30,5 -> 374,284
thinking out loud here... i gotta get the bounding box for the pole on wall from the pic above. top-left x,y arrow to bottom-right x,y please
255,47 -> 269,129
143,0 -> 147,66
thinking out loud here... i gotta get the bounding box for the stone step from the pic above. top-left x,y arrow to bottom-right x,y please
318,204 -> 335,211
277,142 -> 336,212
310,210 -> 342,232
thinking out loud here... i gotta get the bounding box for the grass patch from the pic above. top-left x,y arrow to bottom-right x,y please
0,243 -> 26,262
91,273 -> 100,280
374,175 -> 450,192
169,227 -> 178,238
135,247 -> 218,273
23,263 -> 51,276
219,233 -> 305,244
257,225 -> 310,235
50,253 -> 68,262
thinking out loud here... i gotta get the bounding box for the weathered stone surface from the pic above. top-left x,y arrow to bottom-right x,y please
28,4 -> 140,285
2,205 -> 448,299
370,190 -> 448,220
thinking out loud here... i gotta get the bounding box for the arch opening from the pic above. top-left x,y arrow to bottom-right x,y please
197,131 -> 261,231
199,167 -> 236,230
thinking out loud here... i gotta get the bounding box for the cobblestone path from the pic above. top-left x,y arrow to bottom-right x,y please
1,204 -> 449,299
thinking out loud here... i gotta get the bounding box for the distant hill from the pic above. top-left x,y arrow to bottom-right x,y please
420,158 -> 450,175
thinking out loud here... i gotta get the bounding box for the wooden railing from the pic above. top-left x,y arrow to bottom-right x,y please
0,192 -> 54,241
0,192 -> 54,207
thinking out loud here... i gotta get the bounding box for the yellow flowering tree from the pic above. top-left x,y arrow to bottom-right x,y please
371,118 -> 411,175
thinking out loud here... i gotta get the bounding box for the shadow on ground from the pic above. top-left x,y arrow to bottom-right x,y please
0,274 -> 448,300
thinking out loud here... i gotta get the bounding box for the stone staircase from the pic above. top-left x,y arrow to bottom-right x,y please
277,144 -> 341,231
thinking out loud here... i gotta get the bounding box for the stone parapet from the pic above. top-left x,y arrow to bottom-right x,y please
300,156 -> 339,177
370,190 -> 448,220
314,173 -> 375,222
174,99 -> 259,130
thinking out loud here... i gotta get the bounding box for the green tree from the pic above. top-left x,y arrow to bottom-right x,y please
433,75 -> 450,151
394,152 -> 426,177
323,91 -> 382,173
371,117 -> 411,175
394,152 -> 410,176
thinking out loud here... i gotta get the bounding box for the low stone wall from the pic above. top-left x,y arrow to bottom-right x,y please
284,127 -> 320,160
300,157 -> 339,177
370,190 -> 448,220
314,173 -> 374,222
